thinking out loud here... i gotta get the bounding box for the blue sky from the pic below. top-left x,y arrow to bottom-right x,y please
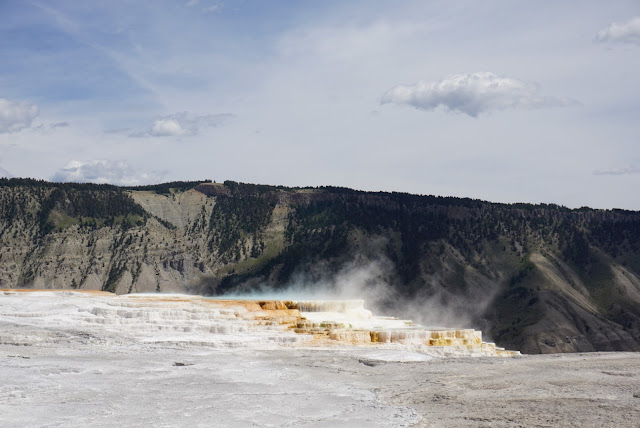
1,0 -> 639,209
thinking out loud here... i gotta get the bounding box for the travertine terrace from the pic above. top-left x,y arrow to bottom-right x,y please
3,289 -> 640,427
0,289 -> 517,357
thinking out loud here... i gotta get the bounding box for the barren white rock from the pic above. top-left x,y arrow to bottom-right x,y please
2,291 -> 639,427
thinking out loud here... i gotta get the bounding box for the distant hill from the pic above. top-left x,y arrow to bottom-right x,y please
1,177 -> 639,354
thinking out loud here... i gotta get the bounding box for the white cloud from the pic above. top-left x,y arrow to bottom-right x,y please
51,160 -> 165,185
0,98 -> 39,133
151,118 -> 186,137
203,4 -> 222,14
381,72 -> 576,117
0,164 -> 12,178
593,165 -> 640,176
141,112 -> 233,138
184,0 -> 221,14
595,17 -> 640,45
103,127 -> 132,134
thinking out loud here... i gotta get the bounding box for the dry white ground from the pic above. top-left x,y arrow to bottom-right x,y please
1,292 -> 639,427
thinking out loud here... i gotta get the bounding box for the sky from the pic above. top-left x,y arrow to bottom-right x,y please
0,1 -> 639,209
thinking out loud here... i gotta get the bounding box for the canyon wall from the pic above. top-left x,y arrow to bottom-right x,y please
1,178 -> 639,353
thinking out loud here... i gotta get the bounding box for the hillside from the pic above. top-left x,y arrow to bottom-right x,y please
1,178 -> 640,354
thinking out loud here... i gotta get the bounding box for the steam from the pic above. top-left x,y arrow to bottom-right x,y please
221,258 -> 396,305
218,254 -> 501,331
407,283 -> 499,331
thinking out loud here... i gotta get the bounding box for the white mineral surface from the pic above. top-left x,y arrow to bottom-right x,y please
1,291 -> 639,427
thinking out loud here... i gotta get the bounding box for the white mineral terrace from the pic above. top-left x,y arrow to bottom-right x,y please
0,290 -> 518,357
4,290 -> 640,428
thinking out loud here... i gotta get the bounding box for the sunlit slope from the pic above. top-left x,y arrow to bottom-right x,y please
1,178 -> 639,353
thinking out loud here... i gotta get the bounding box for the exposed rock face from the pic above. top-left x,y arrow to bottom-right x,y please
130,189 -> 214,230
1,179 -> 640,353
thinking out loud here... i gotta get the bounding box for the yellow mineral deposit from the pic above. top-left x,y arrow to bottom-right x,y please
0,290 -> 519,356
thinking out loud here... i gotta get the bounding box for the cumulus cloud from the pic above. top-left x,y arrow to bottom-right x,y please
51,160 -> 166,186
0,98 -> 39,133
151,118 -> 186,137
595,17 -> 640,45
381,72 -> 576,117
593,165 -> 640,176
134,112 -> 233,137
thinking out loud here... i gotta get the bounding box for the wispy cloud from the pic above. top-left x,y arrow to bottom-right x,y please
184,0 -> 222,14
103,127 -> 132,134
52,160 -> 166,185
24,120 -> 72,134
595,16 -> 640,45
0,98 -> 39,133
203,4 -> 222,14
381,72 -> 577,117
593,165 -> 640,176
51,121 -> 70,128
132,112 -> 234,138
0,162 -> 12,178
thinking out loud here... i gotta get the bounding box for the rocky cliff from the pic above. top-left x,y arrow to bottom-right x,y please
1,178 -> 639,354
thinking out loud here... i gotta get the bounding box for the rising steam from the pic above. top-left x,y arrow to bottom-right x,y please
217,255 -> 500,331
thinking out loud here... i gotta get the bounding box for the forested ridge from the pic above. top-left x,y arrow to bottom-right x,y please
1,178 -> 640,354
